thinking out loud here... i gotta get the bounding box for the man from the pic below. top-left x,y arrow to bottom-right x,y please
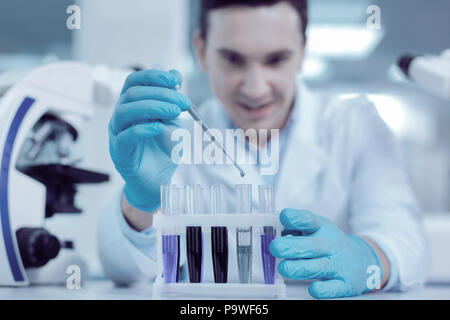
99,0 -> 428,298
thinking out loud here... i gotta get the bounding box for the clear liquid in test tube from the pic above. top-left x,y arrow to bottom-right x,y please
235,184 -> 252,284
210,184 -> 229,283
185,184 -> 204,283
259,185 -> 277,284
160,185 -> 181,283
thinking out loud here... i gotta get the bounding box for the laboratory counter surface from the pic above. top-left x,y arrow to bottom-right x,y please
1,279 -> 450,300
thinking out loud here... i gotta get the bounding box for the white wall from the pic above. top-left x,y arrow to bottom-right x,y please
73,0 -> 190,71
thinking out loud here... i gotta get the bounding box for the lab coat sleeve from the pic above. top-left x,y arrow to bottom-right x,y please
97,187 -> 187,285
344,97 -> 429,291
97,187 -> 158,285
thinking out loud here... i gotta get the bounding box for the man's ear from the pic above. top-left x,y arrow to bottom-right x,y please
297,46 -> 305,72
296,37 -> 307,73
193,30 -> 208,72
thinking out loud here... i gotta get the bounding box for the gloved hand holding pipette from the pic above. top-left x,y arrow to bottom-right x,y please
109,69 -> 192,212
270,208 -> 384,299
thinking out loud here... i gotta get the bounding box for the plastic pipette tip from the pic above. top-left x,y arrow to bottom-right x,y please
240,171 -> 245,177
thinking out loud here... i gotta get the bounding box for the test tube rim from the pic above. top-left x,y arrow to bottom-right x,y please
160,184 -> 181,216
210,184 -> 228,215
258,184 -> 275,215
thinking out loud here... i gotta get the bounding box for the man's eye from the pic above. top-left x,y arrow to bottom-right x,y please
265,56 -> 287,67
225,54 -> 245,66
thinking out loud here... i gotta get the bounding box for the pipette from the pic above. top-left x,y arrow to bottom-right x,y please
186,106 -> 246,178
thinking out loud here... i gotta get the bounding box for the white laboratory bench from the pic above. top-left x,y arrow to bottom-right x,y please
1,279 -> 450,300
0,213 -> 447,301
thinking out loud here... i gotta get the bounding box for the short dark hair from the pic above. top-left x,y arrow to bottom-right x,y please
199,0 -> 308,41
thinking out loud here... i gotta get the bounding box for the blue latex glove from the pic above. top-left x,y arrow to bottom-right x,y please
270,208 -> 384,299
109,69 -> 191,212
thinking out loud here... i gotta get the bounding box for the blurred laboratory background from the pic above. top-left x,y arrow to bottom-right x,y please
0,0 -> 449,281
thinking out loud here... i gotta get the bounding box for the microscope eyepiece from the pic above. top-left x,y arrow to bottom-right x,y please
397,55 -> 416,77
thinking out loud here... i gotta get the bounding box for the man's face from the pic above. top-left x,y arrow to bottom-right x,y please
195,2 -> 305,131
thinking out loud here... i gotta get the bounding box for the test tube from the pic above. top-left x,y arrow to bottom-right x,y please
210,184 -> 228,283
185,184 -> 204,283
235,184 -> 252,284
259,185 -> 277,284
160,185 -> 181,284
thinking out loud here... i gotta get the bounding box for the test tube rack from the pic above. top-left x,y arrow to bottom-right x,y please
152,212 -> 287,299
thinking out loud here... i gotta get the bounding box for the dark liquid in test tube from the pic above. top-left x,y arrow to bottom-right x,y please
210,184 -> 229,283
186,226 -> 203,283
185,185 -> 205,283
211,226 -> 228,283
162,234 -> 180,283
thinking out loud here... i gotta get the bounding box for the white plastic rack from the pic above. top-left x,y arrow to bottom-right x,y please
152,212 -> 287,299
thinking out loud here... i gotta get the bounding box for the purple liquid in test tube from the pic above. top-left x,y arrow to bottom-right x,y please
259,185 -> 277,284
261,227 -> 276,284
161,185 -> 181,283
162,234 -> 180,283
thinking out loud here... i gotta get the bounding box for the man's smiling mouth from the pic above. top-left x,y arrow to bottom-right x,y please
238,101 -> 275,112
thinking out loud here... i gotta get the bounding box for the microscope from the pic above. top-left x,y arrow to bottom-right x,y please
398,49 -> 450,101
0,61 -> 127,286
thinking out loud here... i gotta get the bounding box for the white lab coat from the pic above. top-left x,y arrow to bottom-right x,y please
98,80 -> 428,291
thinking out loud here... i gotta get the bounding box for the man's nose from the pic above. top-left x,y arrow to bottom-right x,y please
240,66 -> 271,103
